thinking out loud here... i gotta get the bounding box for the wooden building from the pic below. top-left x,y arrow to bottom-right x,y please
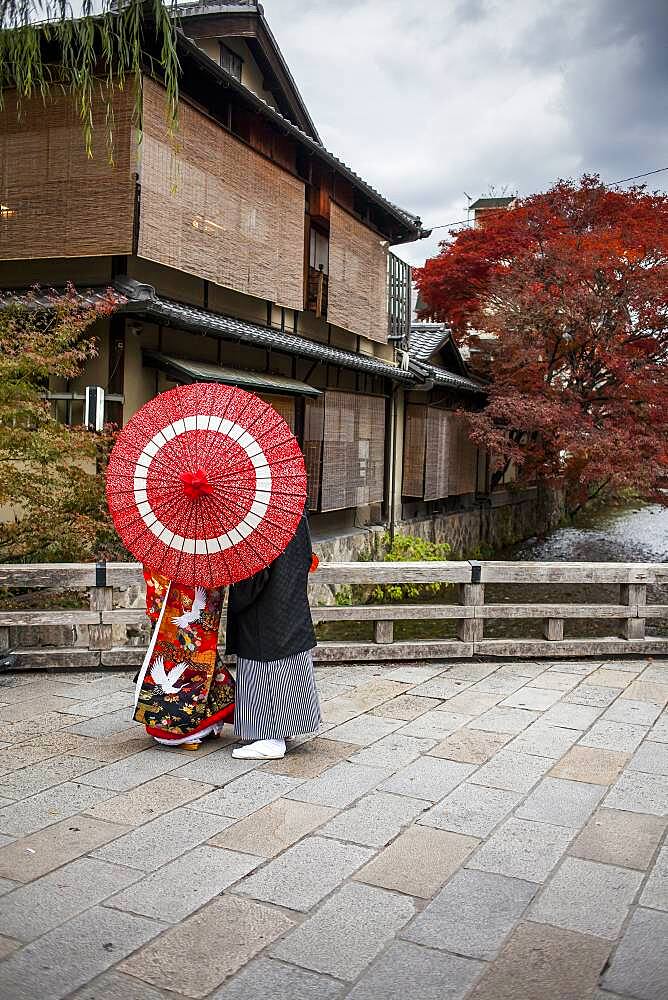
0,1 -> 490,547
402,323 -> 486,520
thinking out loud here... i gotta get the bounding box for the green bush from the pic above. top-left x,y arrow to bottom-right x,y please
334,532 -> 452,606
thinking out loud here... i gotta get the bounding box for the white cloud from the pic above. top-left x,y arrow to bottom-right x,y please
264,0 -> 668,266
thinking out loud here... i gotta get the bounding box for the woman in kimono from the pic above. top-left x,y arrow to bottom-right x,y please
134,569 -> 235,749
225,513 -> 321,760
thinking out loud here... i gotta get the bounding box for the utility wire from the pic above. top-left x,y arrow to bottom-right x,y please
424,165 -> 668,233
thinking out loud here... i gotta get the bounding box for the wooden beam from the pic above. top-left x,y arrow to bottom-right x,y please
312,640 -> 475,662
0,612 -> 100,627
373,620 -> 394,644
312,561 -> 471,585
311,605 -> 473,622
477,562 -> 655,584
479,604 -> 638,619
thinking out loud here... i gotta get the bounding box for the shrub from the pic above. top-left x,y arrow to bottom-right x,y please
334,532 -> 452,605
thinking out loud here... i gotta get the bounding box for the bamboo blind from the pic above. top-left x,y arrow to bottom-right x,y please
138,79 -> 305,311
320,391 -> 385,511
448,413 -> 478,495
327,203 -> 389,343
423,408 -> 478,500
424,408 -> 452,501
402,404 -> 427,497
258,394 -> 295,431
304,395 -> 325,511
0,85 -> 135,259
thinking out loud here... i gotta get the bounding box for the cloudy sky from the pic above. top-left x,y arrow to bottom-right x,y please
261,0 -> 668,266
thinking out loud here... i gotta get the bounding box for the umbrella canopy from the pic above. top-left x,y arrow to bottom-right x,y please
106,382 -> 307,587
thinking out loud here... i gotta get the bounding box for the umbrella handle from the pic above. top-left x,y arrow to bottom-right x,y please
134,580 -> 172,710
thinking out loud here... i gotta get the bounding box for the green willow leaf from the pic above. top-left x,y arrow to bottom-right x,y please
0,0 -> 180,158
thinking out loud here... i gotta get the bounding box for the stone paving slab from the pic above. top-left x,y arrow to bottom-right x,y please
0,814 -> 129,881
210,957 -> 343,1000
467,921 -> 611,1000
640,844 -> 668,910
528,856 -> 644,939
345,939 -> 484,1000
353,824 -> 479,898
107,845 -> 261,922
0,905 -> 165,1000
235,835 -> 374,911
570,808 -> 666,869
269,882 -> 415,980
0,657 -> 666,1000
467,816 -> 574,882
402,868 -> 537,959
419,781 -> 522,838
0,856 -> 142,941
601,907 -> 668,1000
119,895 -> 294,998
318,790 -> 427,847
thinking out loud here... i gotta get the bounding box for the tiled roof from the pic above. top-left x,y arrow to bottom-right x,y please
5,281 -> 484,393
408,358 -> 486,395
408,322 -> 486,395
409,322 -> 451,360
172,1 -> 260,13
469,196 -> 515,210
144,350 -> 322,396
112,279 -> 416,384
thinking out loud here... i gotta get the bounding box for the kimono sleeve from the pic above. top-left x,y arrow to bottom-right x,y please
143,567 -> 170,623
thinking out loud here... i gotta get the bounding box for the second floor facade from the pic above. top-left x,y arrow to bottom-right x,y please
0,9 -> 422,363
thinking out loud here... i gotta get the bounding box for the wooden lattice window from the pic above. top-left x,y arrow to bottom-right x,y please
304,395 -> 324,511
402,404 -> 426,497
219,43 -> 243,82
423,408 -> 451,501
318,391 -> 386,511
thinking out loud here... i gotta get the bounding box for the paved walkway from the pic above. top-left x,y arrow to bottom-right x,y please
0,659 -> 665,1000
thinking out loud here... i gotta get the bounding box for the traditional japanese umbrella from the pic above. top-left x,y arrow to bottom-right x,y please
106,382 -> 307,587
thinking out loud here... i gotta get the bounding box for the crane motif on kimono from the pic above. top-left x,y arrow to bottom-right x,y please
171,587 -> 207,630
150,654 -> 190,695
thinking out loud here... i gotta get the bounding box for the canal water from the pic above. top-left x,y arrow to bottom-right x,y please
317,503 -> 668,643
495,502 -> 668,640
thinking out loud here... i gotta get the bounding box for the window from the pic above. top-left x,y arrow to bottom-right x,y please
307,227 -> 329,317
219,43 -> 243,82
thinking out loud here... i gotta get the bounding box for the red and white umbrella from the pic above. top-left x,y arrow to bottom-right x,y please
106,382 -> 307,587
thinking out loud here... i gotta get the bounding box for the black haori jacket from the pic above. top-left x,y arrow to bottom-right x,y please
225,514 -> 317,662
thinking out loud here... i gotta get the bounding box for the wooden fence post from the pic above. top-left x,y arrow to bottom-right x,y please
543,618 -> 565,641
373,620 -> 394,644
620,583 -> 646,640
88,562 -> 114,651
457,562 -> 484,643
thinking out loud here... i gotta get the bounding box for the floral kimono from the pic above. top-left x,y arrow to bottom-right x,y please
134,568 -> 235,746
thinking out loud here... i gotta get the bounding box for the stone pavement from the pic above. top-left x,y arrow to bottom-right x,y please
0,658 -> 665,1000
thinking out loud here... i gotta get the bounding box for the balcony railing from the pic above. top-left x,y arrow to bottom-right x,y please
306,266 -> 328,319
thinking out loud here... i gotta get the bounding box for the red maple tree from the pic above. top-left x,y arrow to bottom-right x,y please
415,177 -> 668,513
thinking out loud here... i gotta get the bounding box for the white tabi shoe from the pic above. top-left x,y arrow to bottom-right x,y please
232,738 -> 286,759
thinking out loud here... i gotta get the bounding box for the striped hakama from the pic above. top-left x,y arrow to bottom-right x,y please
234,649 -> 321,740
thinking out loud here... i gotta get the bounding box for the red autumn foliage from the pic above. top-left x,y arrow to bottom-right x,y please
414,176 -> 668,513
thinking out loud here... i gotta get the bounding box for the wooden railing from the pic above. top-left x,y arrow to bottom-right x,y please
0,560 -> 666,669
